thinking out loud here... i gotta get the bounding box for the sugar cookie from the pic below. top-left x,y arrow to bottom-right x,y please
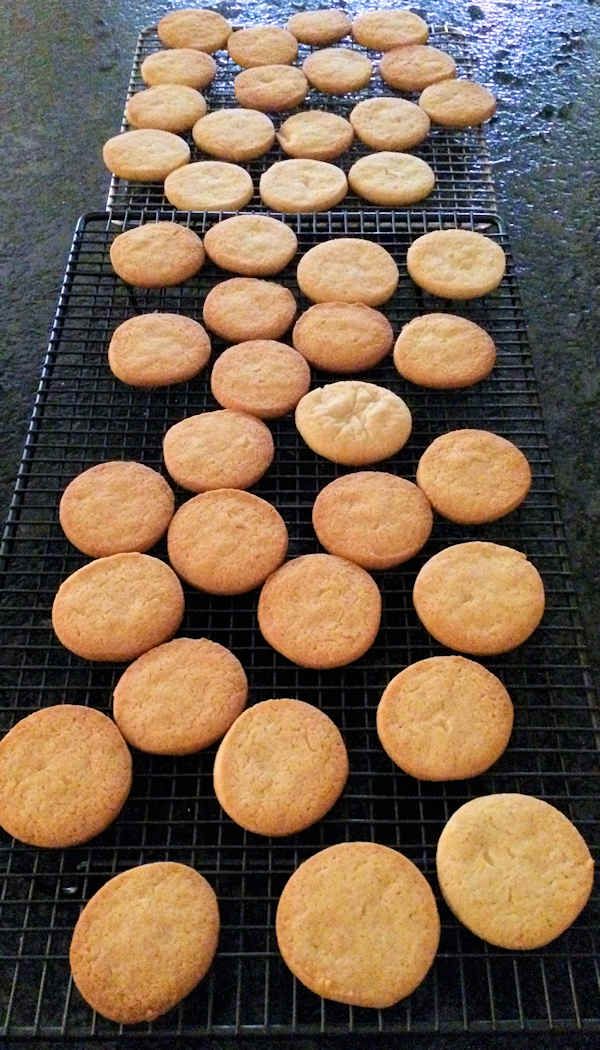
350,96 -> 430,150
393,313 -> 496,388
380,44 -> 456,92
228,26 -> 298,67
260,159 -> 347,212
287,9 -> 351,45
102,128 -> 190,180
110,222 -> 205,287
210,340 -> 310,418
234,65 -> 309,112
202,277 -> 296,341
164,160 -> 254,211
407,229 -> 506,299
297,238 -> 399,306
157,8 -> 231,52
303,48 -> 372,94
163,409 -> 274,492
141,48 -> 217,89
348,151 -> 435,205
296,381 -> 412,465
108,312 -> 211,387
277,111 -> 354,161
192,108 -> 275,161
293,302 -> 393,373
204,214 -> 298,276
352,10 -> 429,49
419,79 -> 496,127
126,84 -> 207,132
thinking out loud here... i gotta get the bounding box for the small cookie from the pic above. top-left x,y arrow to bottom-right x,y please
163,410 -> 274,492
350,96 -> 430,150
113,637 -> 248,754
52,553 -> 184,662
234,65 -> 308,112
202,277 -> 296,341
413,541 -> 545,655
277,111 -> 354,161
192,108 -> 275,161
59,461 -> 174,557
348,151 -> 435,205
204,214 -> 298,276
419,79 -> 497,128
302,48 -> 371,94
293,302 -> 393,373
157,8 -> 231,52
393,313 -> 496,388
417,429 -> 532,523
168,489 -> 288,594
210,340 -> 310,418
436,794 -> 594,949
0,705 -> 131,848
353,9 -> 428,49
297,238 -> 399,306
380,45 -> 456,92
259,159 -> 347,213
287,9 -> 351,45
102,128 -> 190,181
296,381 -> 412,465
228,26 -> 298,67
108,312 -> 211,387
407,229 -> 506,299
110,222 -> 205,288
214,698 -> 348,835
276,842 -> 440,1007
70,862 -> 219,1024
377,656 -> 514,780
125,84 -> 207,133
313,472 -> 432,569
164,160 -> 254,211
141,48 -> 217,89
258,553 -> 381,668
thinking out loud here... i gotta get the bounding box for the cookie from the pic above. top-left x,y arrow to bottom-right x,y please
302,48 -> 372,94
393,313 -> 496,388
59,461 -> 175,557
276,842 -> 440,1007
296,381 -> 412,465
52,553 -> 185,662
192,107 -> 275,161
287,9 -> 351,45
228,26 -> 298,67
202,277 -> 296,341
352,10 -> 429,49
210,340 -> 310,418
277,111 -> 354,161
110,222 -> 205,288
416,429 -> 532,523
419,79 -> 497,128
70,862 -> 219,1024
113,637 -> 248,754
348,151 -> 435,205
350,96 -> 430,151
0,705 -> 131,848
313,472 -> 432,569
163,409 -> 274,492
234,65 -> 308,112
102,128 -> 190,181
141,48 -> 217,89
213,698 -> 348,835
167,489 -> 288,594
292,302 -> 393,373
413,541 -> 545,655
436,794 -> 594,949
377,656 -> 514,780
380,44 -> 456,92
125,84 -> 207,133
164,160 -> 254,211
108,312 -> 211,387
407,229 -> 506,299
297,238 -> 399,306
203,214 -> 298,276
258,553 -> 381,668
157,8 -> 231,52
259,159 -> 347,213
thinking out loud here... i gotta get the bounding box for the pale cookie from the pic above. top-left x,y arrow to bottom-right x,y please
102,128 -> 190,181
297,238 -> 399,306
296,381 -> 412,465
157,8 -> 231,52
419,79 -> 496,128
293,302 -> 393,373
348,151 -> 435,205
436,794 -> 594,949
167,489 -> 288,594
204,214 -> 298,276
287,9 -> 351,45
110,222 -> 205,288
214,698 -> 348,835
0,705 -> 131,848
407,229 -> 506,299
377,656 -> 514,780
352,9 -> 429,49
380,44 -> 456,92
59,461 -> 175,557
417,429 -> 532,523
302,48 -> 372,94
163,409 -> 274,492
141,48 -> 217,89
313,472 -> 432,569
126,84 -> 207,133
52,553 -> 184,662
228,26 -> 298,67
164,160 -> 254,211
113,637 -> 248,754
210,340 -> 310,418
259,159 -> 347,213
108,312 -> 211,387
258,553 -> 381,668
70,862 -> 219,1024
192,108 -> 275,161
393,313 -> 496,388
413,541 -> 545,655
277,111 -> 354,161
202,277 -> 296,341
350,96 -> 430,151
234,65 -> 309,112
276,842 -> 440,1007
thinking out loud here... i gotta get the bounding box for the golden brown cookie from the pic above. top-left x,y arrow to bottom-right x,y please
297,238 -> 399,306
377,656 -> 514,780
287,9 -> 351,45
413,541 -> 545,655
113,637 -> 248,754
350,96 -> 430,150
204,214 -> 298,276
258,553 -> 381,668
277,111 -> 354,160
157,8 -> 231,52
141,48 -> 217,89
259,159 -> 347,212
419,78 -> 496,127
293,302 -> 393,373
102,128 -> 190,180
202,277 -> 296,341
70,862 -> 219,1024
228,26 -> 298,67
302,48 -> 372,94
436,794 -> 594,949
163,409 -> 274,492
0,705 -> 131,848
276,842 -> 440,1007
296,381 -> 412,465
393,313 -> 496,388
110,222 -> 205,288
380,44 -> 456,92
234,65 -> 309,112
214,698 -> 348,836
164,160 -> 254,211
210,340 -> 310,418
192,107 -> 275,161
407,229 -> 506,299
126,84 -> 207,132
352,9 -> 429,49
348,151 -> 435,205
108,312 -> 211,387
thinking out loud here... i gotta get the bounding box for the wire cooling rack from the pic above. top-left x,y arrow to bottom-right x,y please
0,208 -> 598,1039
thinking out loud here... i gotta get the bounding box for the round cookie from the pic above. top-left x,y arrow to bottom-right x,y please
277,111 -> 354,161
234,65 -> 308,112
157,8 -> 231,52
70,862 -> 220,1024
350,96 -> 430,151
297,238 -> 399,307
380,44 -> 456,92
167,490 -> 288,594
293,302 -> 393,373
417,429 -> 532,523
352,9 -> 429,49
260,159 -> 347,213
296,381 -> 412,465
419,79 -> 496,128
302,48 -> 372,94
287,9 -> 351,45
126,84 -> 207,133
348,152 -> 435,206
377,656 -> 514,780
52,553 -> 184,662
59,461 -> 175,557
210,340 -> 310,418
228,26 -> 298,67
113,637 -> 248,754
141,48 -> 217,89
203,214 -> 297,276
214,699 -> 348,836
436,794 -> 594,949
413,541 -> 545,655
108,312 -> 211,387
393,313 -> 496,388
313,472 -> 432,569
163,410 -> 274,492
257,553 -> 381,669
276,842 -> 440,1007
202,278 -> 296,341
110,222 -> 205,288
0,705 -> 131,848
192,108 -> 275,161
102,128 -> 190,181
407,229 -> 506,299
164,160 -> 254,211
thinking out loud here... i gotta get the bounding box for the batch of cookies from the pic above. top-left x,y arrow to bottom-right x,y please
0,4 -> 594,1029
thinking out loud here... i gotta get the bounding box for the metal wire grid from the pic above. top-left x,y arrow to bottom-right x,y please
0,207 -> 598,1039
106,24 -> 496,213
